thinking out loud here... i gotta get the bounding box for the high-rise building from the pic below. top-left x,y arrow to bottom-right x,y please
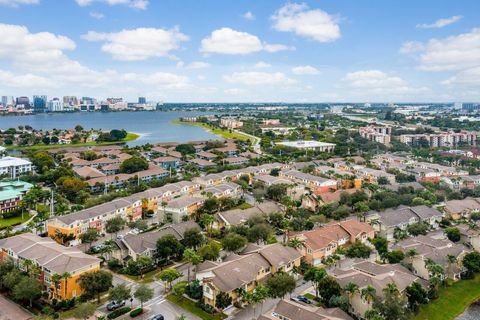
81,97 -> 95,104
1,96 -> 7,107
33,95 -> 47,113
63,96 -> 78,106
107,97 -> 123,104
47,98 -> 64,112
138,97 -> 146,104
16,96 -> 30,107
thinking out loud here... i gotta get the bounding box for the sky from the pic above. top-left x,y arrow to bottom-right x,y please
0,0 -> 479,103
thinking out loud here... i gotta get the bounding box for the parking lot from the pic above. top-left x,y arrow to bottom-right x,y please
0,295 -> 32,320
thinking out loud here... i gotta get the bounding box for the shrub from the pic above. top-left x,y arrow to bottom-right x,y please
129,308 -> 143,318
108,258 -> 122,271
107,307 -> 131,319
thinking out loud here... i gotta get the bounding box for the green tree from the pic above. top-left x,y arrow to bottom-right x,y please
30,151 -> 55,173
183,249 -> 203,281
105,216 -> 125,238
61,272 -> 72,299
266,272 -> 296,299
2,269 -> 21,290
304,267 -> 327,299
134,284 -> 154,308
317,276 -> 342,304
56,176 -> 88,203
405,282 -> 428,311
199,214 -> 215,235
361,285 -> 377,306
13,276 -> 41,307
73,303 -> 96,320
463,251 -> 480,273
445,227 -> 461,242
221,233 -> 248,252
198,241 -> 221,261
346,241 -> 372,258
175,144 -> 196,156
79,228 -> 99,250
155,234 -> 184,263
385,250 -> 405,264
109,283 -> 131,302
266,184 -> 288,201
215,292 -> 232,310
344,282 -> 359,299
120,156 -> 149,174
247,224 -> 272,244
159,268 -> 182,292
407,223 -> 428,236
78,270 -> 113,302
371,237 -> 388,260
182,228 -> 204,249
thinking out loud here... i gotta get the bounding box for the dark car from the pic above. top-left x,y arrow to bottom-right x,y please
147,314 -> 164,320
291,295 -> 312,304
106,300 -> 125,311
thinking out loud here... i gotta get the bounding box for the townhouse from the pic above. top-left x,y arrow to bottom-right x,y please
355,167 -> 396,184
203,182 -> 242,198
391,233 -> 469,281
161,196 -> 204,223
443,197 -> 480,220
189,158 -> 216,170
224,156 -> 249,166
152,156 -> 181,170
252,174 -> 294,187
441,175 -> 480,190
215,201 -> 283,230
330,261 -> 424,318
406,167 -> 441,183
279,169 -> 338,195
457,223 -> 480,251
0,233 -> 100,300
291,219 -> 374,266
259,299 -> 353,320
196,243 -> 302,310
365,205 -> 443,240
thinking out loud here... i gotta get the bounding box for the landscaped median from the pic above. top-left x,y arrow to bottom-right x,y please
166,293 -> 227,320
414,275 -> 480,320
171,120 -> 251,142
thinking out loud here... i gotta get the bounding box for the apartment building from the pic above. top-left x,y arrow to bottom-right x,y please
196,243 -> 301,310
279,169 -> 338,195
0,233 -> 100,300
0,180 -> 33,213
0,156 -> 32,178
400,131 -> 478,147
291,219 -> 374,266
359,126 -> 391,145
220,118 -> 243,129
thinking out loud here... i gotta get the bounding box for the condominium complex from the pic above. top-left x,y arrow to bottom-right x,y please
220,117 -> 243,129
400,131 -> 478,147
359,126 -> 391,145
0,156 -> 33,178
0,180 -> 33,213
0,233 -> 100,300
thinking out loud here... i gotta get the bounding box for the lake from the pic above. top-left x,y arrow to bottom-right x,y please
0,111 -> 220,146
457,302 -> 480,320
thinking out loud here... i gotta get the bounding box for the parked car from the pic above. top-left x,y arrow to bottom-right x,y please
147,314 -> 164,320
106,300 -> 125,311
290,295 -> 312,304
116,235 -> 124,240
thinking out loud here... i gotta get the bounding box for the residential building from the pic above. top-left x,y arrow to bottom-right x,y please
443,198 -> 480,220
359,126 -> 391,145
220,118 -> 243,129
152,156 -> 181,169
400,131 -> 479,147
0,156 -> 32,178
366,205 -> 443,240
280,169 -> 337,195
330,261 -> 423,318
203,182 -> 241,198
189,158 -> 216,170
355,167 -> 396,184
33,95 -> 47,113
196,243 -> 302,310
47,98 -> 64,112
291,219 -> 375,266
0,180 -> 33,213
215,201 -> 283,230
224,156 -> 249,166
276,140 -> 336,152
161,196 -> 204,223
0,233 -> 100,300
259,299 -> 353,320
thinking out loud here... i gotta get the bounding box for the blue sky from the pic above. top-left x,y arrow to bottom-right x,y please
0,0 -> 479,103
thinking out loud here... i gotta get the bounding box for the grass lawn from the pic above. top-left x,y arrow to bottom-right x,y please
122,268 -> 160,282
0,214 -> 32,228
166,294 -> 226,320
171,120 -> 251,142
6,132 -> 139,151
414,275 -> 480,320
235,202 -> 253,210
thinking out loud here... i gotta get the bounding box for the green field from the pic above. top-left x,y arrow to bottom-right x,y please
6,132 -> 139,151
414,276 -> 480,320
0,214 -> 32,229
171,120 -> 251,141
166,294 -> 226,320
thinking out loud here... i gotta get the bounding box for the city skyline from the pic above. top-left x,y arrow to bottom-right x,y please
0,0 -> 479,102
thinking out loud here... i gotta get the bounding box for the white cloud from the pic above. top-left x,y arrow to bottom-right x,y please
254,61 -> 271,68
416,15 -> 462,29
82,27 -> 189,61
122,72 -> 190,88
200,27 -> 290,55
224,88 -> 246,95
75,0 -> 148,10
0,0 -> 38,7
0,69 -> 55,88
185,61 -> 210,69
224,71 -> 296,85
271,2 -> 340,42
399,41 -> 424,54
442,66 -> 480,87
344,70 -> 428,98
292,65 -> 319,75
89,11 -> 105,19
401,28 -> 480,71
242,11 -> 255,20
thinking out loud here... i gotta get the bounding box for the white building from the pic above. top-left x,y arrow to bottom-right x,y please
47,98 -> 64,112
276,140 -> 336,152
0,156 -> 32,178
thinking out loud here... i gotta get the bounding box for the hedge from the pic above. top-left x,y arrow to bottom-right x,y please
107,306 -> 131,319
129,308 -> 143,318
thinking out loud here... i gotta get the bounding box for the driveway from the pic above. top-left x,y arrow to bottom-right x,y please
0,295 -> 32,320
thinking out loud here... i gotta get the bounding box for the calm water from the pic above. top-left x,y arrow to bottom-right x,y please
0,111 -> 220,146
457,303 -> 480,320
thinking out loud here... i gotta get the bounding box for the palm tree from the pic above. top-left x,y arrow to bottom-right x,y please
51,273 -> 62,300
61,272 -> 72,299
406,248 -> 417,264
288,238 -> 302,249
360,285 -> 376,306
22,259 -> 34,275
446,254 -> 457,279
383,282 -> 399,296
344,282 -> 359,299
